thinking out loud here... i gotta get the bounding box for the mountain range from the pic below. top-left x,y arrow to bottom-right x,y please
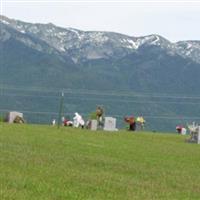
0,15 -> 200,131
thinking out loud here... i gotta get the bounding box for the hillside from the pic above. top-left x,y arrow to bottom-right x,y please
1,124 -> 200,200
1,16 -> 200,131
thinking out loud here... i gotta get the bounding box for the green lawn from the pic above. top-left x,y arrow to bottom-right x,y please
0,123 -> 200,200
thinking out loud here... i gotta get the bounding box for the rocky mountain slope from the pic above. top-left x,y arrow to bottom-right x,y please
1,15 -> 200,64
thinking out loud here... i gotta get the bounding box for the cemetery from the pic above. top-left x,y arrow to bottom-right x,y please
1,108 -> 200,200
3,107 -> 200,145
1,122 -> 200,200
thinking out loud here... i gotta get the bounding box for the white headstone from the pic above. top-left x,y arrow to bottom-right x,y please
198,126 -> 200,144
181,128 -> 187,135
91,120 -> 97,131
8,111 -> 23,123
52,119 -> 56,126
103,117 -> 118,131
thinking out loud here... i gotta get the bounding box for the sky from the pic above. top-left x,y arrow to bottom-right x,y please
1,0 -> 200,42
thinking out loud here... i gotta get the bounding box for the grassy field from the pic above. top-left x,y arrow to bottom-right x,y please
0,123 -> 200,200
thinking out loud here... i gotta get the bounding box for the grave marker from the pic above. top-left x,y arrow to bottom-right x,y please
104,117 -> 118,131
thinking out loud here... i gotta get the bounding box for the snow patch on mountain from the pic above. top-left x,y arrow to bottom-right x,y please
0,19 -> 10,25
127,39 -> 139,49
68,28 -> 83,40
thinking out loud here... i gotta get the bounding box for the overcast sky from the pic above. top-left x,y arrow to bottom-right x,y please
1,0 -> 200,42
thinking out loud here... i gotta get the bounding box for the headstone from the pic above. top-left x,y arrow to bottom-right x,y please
91,120 -> 97,131
52,119 -> 56,126
7,111 -> 23,123
181,128 -> 187,135
103,117 -> 118,131
187,124 -> 200,144
198,126 -> 200,144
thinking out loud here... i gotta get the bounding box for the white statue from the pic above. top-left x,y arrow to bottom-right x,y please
73,112 -> 85,128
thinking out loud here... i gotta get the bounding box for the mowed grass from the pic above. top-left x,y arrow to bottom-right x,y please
0,123 -> 200,200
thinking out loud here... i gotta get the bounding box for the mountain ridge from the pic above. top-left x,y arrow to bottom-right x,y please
1,15 -> 200,64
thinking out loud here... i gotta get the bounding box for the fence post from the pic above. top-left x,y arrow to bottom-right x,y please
57,92 -> 64,129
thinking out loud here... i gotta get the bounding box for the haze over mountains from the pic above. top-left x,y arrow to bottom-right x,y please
1,15 -> 200,131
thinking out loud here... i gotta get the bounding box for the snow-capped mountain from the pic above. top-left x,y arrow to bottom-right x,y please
1,15 -> 200,64
1,16 -> 200,131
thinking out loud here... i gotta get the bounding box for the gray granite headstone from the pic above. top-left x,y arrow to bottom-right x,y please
91,120 -> 98,131
8,111 -> 23,123
103,117 -> 118,131
198,126 -> 200,144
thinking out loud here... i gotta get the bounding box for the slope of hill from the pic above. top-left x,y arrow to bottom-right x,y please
1,124 -> 200,200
